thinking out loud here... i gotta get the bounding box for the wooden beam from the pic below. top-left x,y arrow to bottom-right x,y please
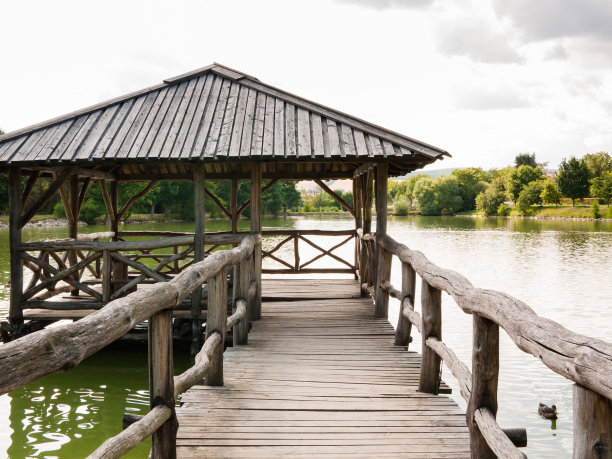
230,179 -> 238,234
26,166 -> 116,181
21,170 -> 40,208
250,163 -> 262,320
352,162 -> 376,178
418,279 -> 442,394
313,179 -> 355,217
76,177 -> 91,215
8,167 -> 23,326
98,179 -> 115,227
117,180 -> 157,221
375,163 -> 388,236
20,167 -> 74,227
192,164 -> 206,317
204,188 -> 231,219
206,271 -> 227,386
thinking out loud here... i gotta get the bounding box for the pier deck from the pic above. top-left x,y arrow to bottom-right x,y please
176,279 -> 469,458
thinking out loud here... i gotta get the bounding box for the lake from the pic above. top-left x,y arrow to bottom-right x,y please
1,215 -> 611,457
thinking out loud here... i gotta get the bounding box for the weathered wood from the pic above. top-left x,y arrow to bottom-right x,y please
98,179 -> 116,228
375,247 -> 392,318
227,299 -> 247,330
110,252 -> 168,283
251,162 -> 262,319
117,180 -> 157,220
418,279 -> 442,394
298,234 -> 355,270
426,337 -> 471,403
174,332 -> 221,398
395,263 -> 416,347
87,405 -> 171,459
375,163 -> 387,235
263,268 -> 355,275
473,408 -> 526,459
313,179 -> 355,216
102,250 -> 111,302
353,178 -> 363,281
21,170 -> 40,208
573,383 -> 612,459
149,308 -> 177,458
362,170 -> 373,234
0,235 -> 257,395
234,257 -> 251,345
294,234 -> 299,271
467,314 -> 499,459
230,179 -> 238,234
20,167 -> 74,226
122,413 -> 144,430
8,167 -> 23,327
377,234 -> 612,401
206,271 -> 227,386
192,164 -> 206,318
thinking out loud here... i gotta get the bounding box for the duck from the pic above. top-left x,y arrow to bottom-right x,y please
538,403 -> 557,420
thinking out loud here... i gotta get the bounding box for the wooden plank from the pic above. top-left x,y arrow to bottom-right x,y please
297,107 -> 311,157
311,113 -> 325,157
239,88 -> 258,157
147,81 -> 189,159
273,98 -> 285,157
250,92 -> 267,157
262,94 -> 275,157
179,75 -> 214,159
158,78 -> 199,159
92,99 -> 137,159
228,85 -> 250,157
215,81 -> 240,158
176,279 -> 467,457
326,119 -> 342,158
202,79 -> 232,158
285,103 -> 297,157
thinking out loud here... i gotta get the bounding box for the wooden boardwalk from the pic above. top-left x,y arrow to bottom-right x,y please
176,279 -> 469,458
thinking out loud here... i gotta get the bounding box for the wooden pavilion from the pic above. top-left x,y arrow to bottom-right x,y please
0,63 -> 448,340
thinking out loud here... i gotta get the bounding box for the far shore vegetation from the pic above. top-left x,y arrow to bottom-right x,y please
1,151 -> 611,224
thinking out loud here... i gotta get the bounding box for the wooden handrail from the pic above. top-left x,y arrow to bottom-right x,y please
368,232 -> 612,458
376,234 -> 612,399
0,234 -> 259,395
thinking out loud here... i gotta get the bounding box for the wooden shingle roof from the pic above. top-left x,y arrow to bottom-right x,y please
0,64 -> 449,179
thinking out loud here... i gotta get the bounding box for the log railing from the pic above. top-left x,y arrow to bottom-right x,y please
0,234 -> 260,458
359,231 -> 612,459
261,229 -> 357,275
18,231 -> 246,311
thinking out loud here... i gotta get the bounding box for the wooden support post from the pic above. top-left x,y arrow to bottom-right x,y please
395,262 -> 416,347
250,163 -> 262,320
294,233 -> 299,271
206,271 -> 227,386
467,313 -> 499,459
192,165 -> 206,317
418,279 -> 442,394
234,256 -> 251,345
374,163 -> 389,318
230,178 -> 238,235
102,250 -> 111,303
362,170 -> 373,234
573,383 -> 612,459
353,177 -> 362,281
8,167 -> 23,327
148,308 -> 177,459
68,175 -> 79,296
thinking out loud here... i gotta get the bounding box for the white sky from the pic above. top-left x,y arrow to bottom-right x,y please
0,0 -> 610,171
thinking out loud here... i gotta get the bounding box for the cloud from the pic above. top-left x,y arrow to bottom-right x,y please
544,43 -> 568,60
333,0 -> 434,9
454,86 -> 532,110
436,18 -> 522,64
492,0 -> 612,42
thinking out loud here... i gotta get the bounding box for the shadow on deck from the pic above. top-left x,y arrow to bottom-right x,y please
176,278 -> 469,458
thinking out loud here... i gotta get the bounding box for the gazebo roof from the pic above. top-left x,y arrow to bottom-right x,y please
0,64 -> 449,180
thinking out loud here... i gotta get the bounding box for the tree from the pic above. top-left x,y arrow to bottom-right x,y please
277,181 -> 301,213
475,179 -> 506,216
540,180 -> 561,205
557,157 -> 591,206
583,152 -> 612,179
451,168 -> 487,211
590,171 -> 612,204
413,175 -> 463,216
514,153 -> 537,168
507,165 -> 543,201
516,180 -> 546,214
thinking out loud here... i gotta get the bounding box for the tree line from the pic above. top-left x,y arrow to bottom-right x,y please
389,152 -> 612,217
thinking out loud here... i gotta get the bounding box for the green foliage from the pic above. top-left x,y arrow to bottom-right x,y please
516,180 -> 546,214
514,153 -> 537,168
277,181 -> 301,213
540,180 -> 561,205
388,180 -> 409,202
583,152 -> 612,178
590,171 -> 612,204
507,165 -> 543,201
393,200 -> 410,216
451,168 -> 488,211
53,201 -> 66,218
80,200 -> 104,224
413,176 -> 463,216
557,156 -> 591,206
591,201 -> 601,219
475,180 -> 506,216
497,203 -> 510,216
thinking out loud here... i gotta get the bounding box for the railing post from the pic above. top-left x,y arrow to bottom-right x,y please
395,262 -> 416,347
102,250 -> 111,303
466,313 -> 499,459
374,245 -> 392,318
418,279 -> 442,394
206,270 -> 227,386
573,384 -> 612,459
234,256 -> 251,345
294,233 -> 299,272
149,308 -> 177,459
8,167 -> 23,330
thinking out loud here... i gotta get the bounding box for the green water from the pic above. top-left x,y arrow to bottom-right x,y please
1,215 -> 611,457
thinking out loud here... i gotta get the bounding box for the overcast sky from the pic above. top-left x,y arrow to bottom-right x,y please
0,0 -> 610,170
